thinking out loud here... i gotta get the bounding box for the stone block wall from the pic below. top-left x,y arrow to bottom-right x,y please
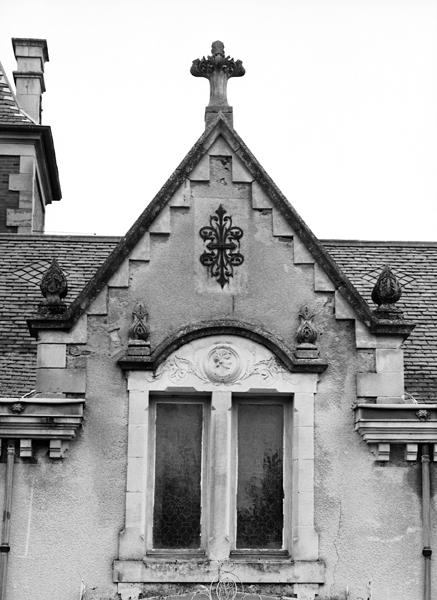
0,155 -> 20,232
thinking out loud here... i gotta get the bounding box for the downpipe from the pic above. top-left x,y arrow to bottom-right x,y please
421,444 -> 432,600
0,442 -> 15,600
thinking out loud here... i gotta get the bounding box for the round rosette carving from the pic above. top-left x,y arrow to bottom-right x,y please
203,344 -> 243,384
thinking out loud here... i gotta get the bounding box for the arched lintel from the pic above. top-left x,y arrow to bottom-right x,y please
118,318 -> 327,373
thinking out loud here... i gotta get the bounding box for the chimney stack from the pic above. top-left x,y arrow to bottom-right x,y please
12,38 -> 49,124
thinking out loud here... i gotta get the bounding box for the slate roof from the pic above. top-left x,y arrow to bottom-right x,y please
324,240 -> 437,403
0,61 -> 34,125
0,234 -> 436,402
0,234 -> 118,396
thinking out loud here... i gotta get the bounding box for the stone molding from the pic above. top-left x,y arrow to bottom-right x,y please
354,403 -> 437,461
117,319 -> 327,374
0,396 -> 84,458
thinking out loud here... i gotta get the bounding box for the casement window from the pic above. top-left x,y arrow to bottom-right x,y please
232,397 -> 291,554
147,396 -> 210,554
146,394 -> 291,556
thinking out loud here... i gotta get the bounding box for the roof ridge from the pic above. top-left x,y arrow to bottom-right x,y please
322,239 -> 437,247
0,60 -> 36,125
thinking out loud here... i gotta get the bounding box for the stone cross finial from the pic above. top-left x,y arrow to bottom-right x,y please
191,41 -> 245,127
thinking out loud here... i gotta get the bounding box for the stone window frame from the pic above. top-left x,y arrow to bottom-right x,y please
146,394 -> 211,556
115,335 -> 324,588
229,394 -> 293,556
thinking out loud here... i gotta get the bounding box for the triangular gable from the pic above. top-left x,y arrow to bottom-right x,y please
28,114 -> 413,338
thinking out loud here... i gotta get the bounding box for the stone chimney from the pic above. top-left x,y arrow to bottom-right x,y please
12,38 -> 49,124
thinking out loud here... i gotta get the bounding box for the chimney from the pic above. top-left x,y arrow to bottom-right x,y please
12,38 -> 49,124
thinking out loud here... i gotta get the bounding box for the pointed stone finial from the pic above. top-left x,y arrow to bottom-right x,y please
371,265 -> 403,320
294,306 -> 320,359
127,302 -> 151,356
191,41 -> 245,127
129,302 -> 150,342
38,258 -> 68,315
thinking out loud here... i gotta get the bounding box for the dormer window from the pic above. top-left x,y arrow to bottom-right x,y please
116,335 -> 323,588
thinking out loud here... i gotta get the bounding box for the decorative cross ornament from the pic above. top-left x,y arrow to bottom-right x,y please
191,41 -> 245,108
199,204 -> 244,288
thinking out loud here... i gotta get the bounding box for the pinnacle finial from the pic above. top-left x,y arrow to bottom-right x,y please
191,41 -> 245,127
371,265 -> 403,320
294,306 -> 320,360
38,258 -> 68,316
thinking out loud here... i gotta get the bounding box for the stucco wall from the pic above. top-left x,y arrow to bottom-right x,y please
3,136 -> 436,600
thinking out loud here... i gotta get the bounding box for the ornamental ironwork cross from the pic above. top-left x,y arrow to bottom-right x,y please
199,204 -> 244,288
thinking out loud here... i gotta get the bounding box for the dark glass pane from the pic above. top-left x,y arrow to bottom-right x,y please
237,403 -> 284,549
153,403 -> 202,548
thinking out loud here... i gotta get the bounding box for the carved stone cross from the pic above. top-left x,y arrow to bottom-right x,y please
191,41 -> 245,126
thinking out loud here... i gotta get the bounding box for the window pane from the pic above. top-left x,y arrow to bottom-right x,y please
237,403 -> 284,549
153,403 -> 203,549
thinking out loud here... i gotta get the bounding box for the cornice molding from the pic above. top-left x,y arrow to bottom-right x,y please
0,397 -> 84,458
355,403 -> 437,461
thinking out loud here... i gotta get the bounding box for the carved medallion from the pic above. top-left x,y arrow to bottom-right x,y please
204,345 -> 242,383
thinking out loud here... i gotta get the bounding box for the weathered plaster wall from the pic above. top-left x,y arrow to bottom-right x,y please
3,135 -> 436,600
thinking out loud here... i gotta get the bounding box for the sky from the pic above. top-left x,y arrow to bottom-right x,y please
1,0 -> 437,240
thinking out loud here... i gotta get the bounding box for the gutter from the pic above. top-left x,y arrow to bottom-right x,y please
0,442 -> 15,600
421,444 -> 432,600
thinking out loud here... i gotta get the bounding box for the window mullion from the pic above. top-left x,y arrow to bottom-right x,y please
208,390 -> 232,560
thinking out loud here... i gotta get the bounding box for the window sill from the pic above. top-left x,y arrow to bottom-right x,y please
230,550 -> 290,561
145,550 -> 206,560
113,558 -> 325,584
